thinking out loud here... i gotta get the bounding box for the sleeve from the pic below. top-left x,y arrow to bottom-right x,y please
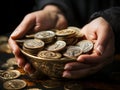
34,0 -> 74,26
89,7 -> 120,54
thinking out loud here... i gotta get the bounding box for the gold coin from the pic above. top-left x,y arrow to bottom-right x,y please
0,36 -> 8,44
47,40 -> 66,52
67,26 -> 84,38
63,46 -> 82,59
76,40 -> 94,53
0,70 -> 21,80
34,31 -> 55,43
23,39 -> 44,49
0,43 -> 12,53
6,57 -> 17,66
55,29 -> 76,37
37,51 -> 62,60
3,79 -> 27,90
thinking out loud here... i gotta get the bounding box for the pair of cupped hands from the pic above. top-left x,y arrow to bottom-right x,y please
8,5 -> 115,79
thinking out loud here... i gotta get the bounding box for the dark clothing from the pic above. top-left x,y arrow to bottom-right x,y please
36,0 -> 120,54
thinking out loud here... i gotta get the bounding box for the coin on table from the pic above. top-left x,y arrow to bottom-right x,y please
0,36 -> 8,44
1,70 -> 21,80
37,50 -> 62,60
34,31 -> 55,43
47,40 -> 66,52
63,46 -> 82,59
6,57 -> 17,66
76,40 -> 94,53
0,43 -> 12,53
41,80 -> 62,88
3,79 -> 27,90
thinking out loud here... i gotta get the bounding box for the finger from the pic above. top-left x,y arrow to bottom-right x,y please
55,14 -> 68,29
94,21 -> 112,56
24,63 -> 35,74
77,53 -> 102,64
11,13 -> 36,39
8,37 -> 20,56
63,61 -> 106,79
64,62 -> 92,70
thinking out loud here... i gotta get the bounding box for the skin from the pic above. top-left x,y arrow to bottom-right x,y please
8,5 -> 115,79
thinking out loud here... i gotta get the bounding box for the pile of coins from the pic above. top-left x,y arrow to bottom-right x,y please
0,57 -> 27,90
17,26 -> 94,60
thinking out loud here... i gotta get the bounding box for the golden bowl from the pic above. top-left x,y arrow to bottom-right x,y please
20,49 -> 76,79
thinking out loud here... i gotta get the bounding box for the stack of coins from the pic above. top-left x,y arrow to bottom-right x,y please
18,26 -> 94,60
34,30 -> 55,44
23,39 -> 45,55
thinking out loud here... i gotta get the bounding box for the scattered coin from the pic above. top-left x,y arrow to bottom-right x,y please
0,70 -> 21,80
3,79 -> 27,90
0,36 -> 8,44
6,57 -> 17,66
76,40 -> 94,53
47,40 -> 66,52
0,43 -> 12,53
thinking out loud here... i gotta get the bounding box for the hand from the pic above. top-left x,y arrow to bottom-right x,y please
63,17 -> 115,79
8,5 -> 68,74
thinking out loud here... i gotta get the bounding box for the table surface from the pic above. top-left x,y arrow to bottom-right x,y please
0,35 -> 120,90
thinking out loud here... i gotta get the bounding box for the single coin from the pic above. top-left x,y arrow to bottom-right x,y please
37,51 -> 62,60
3,79 -> 27,90
6,57 -> 17,66
25,34 -> 35,38
34,31 -> 55,39
0,43 -> 12,53
67,26 -> 84,38
41,80 -> 62,88
0,36 -> 8,44
76,40 -> 94,53
47,40 -> 66,52
23,39 -> 44,49
63,46 -> 82,59
55,29 -> 76,37
0,70 -> 21,80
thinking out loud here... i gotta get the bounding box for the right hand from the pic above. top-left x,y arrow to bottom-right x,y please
8,5 -> 68,74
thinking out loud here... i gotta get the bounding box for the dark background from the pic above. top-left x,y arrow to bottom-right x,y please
1,0 -> 35,35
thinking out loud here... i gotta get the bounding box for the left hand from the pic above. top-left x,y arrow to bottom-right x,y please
63,17 -> 115,79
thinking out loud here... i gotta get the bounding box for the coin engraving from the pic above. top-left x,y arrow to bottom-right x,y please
3,79 -> 27,90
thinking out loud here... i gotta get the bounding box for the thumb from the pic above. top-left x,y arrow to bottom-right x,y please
94,28 -> 110,56
11,14 -> 36,39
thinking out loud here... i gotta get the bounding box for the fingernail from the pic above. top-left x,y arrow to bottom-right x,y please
96,45 -> 103,55
64,65 -> 71,70
62,71 -> 70,78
